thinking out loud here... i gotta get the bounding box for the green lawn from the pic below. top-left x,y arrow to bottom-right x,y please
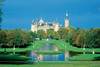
0,61 -> 100,67
67,54 -> 100,61
0,40 -> 100,53
34,40 -> 100,53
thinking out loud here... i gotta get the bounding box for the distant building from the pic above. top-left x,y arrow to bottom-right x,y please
31,12 -> 69,32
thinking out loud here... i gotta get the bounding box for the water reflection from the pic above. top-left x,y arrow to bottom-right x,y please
26,43 -> 69,61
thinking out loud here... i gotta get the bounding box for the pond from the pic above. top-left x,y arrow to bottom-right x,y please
25,43 -> 71,61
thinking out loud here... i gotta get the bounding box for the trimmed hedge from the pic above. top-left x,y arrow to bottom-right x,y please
0,54 -> 32,61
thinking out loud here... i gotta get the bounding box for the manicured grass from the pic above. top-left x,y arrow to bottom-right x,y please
36,51 -> 63,54
0,53 -> 32,61
0,40 -> 100,53
0,61 -> 100,67
67,54 -> 100,61
0,42 -> 42,52
34,40 -> 100,53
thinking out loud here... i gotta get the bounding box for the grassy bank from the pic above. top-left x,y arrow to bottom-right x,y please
0,40 -> 100,53
34,40 -> 100,53
0,61 -> 100,67
0,42 -> 42,52
0,54 -> 31,61
67,54 -> 100,61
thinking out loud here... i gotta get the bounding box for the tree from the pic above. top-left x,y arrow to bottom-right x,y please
47,29 -> 55,39
0,30 -> 7,47
93,28 -> 100,48
71,29 -> 87,48
29,31 -> 37,41
0,0 -> 5,30
14,29 -> 24,47
68,26 -> 75,33
85,28 -> 100,48
7,30 -> 15,47
58,27 -> 69,39
37,30 -> 46,40
64,26 -> 75,43
54,32 -> 60,40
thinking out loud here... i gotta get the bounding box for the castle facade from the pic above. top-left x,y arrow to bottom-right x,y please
31,13 -> 69,32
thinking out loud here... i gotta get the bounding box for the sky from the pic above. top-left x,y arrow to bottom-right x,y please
1,0 -> 100,31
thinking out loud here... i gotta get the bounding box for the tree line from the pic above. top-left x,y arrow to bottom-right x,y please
0,26 -> 100,48
0,29 -> 34,48
35,26 -> 100,48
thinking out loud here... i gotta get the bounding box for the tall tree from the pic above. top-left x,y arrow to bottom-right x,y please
29,31 -> 37,41
71,29 -> 87,47
64,26 -> 75,42
85,28 -> 100,48
58,27 -> 69,39
37,30 -> 46,40
0,0 -> 5,30
54,32 -> 60,40
47,29 -> 55,39
7,30 -> 15,47
0,30 -> 7,47
14,29 -> 24,47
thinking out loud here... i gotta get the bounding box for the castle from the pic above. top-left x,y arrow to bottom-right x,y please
31,12 -> 69,32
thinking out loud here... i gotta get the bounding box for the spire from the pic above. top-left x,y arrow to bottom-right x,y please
36,18 -> 38,24
66,12 -> 68,17
41,17 -> 42,20
65,12 -> 69,27
56,18 -> 58,22
39,17 -> 43,23
32,19 -> 34,22
56,18 -> 58,23
65,12 -> 69,20
39,17 -> 43,25
32,19 -> 34,24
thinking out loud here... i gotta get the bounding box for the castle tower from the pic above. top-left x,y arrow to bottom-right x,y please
31,19 -> 35,32
39,18 -> 43,25
54,18 -> 59,32
65,12 -> 69,27
31,19 -> 38,32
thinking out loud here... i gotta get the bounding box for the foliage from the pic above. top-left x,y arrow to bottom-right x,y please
0,29 -> 34,48
37,29 -> 46,40
85,28 -> 100,48
58,27 -> 69,39
29,31 -> 37,41
14,29 -> 24,47
54,32 -> 60,40
0,30 -> 7,47
7,30 -> 15,46
0,0 -> 5,30
46,29 -> 55,39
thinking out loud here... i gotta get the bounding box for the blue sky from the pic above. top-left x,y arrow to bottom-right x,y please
1,0 -> 100,31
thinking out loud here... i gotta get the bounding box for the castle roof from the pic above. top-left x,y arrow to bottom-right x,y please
40,23 -> 53,26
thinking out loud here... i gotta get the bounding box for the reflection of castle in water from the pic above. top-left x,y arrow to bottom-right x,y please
39,43 -> 58,51
31,12 -> 69,32
27,43 -> 69,61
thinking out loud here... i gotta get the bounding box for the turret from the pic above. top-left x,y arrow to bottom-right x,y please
65,12 -> 69,27
39,17 -> 43,25
31,18 -> 38,32
54,18 -> 59,32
